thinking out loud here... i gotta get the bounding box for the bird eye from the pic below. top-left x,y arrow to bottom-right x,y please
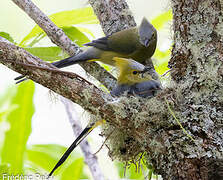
132,71 -> 138,75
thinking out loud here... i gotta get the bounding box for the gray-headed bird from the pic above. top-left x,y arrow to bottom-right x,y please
48,57 -> 161,177
15,17 -> 157,84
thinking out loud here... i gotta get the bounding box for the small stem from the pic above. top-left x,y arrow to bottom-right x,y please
61,97 -> 105,180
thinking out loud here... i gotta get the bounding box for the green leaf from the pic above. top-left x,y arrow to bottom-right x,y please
76,27 -> 95,38
28,32 -> 45,47
24,26 -> 91,61
0,32 -> 15,43
62,26 -> 90,47
24,26 -> 91,55
153,49 -> 170,75
154,60 -> 170,75
128,163 -> 144,180
49,7 -> 98,26
26,144 -> 71,172
0,105 -> 18,124
1,81 -> 35,174
60,158 -> 84,180
153,48 -> 171,75
152,9 -> 172,30
154,49 -> 171,60
25,47 -> 65,62
20,7 -> 98,46
26,144 -> 83,175
115,161 -> 125,178
0,86 -> 17,109
0,164 -> 11,179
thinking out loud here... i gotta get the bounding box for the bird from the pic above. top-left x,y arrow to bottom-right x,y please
48,57 -> 161,176
111,57 -> 161,97
14,17 -> 157,84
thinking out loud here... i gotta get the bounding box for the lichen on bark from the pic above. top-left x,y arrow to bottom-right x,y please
1,0 -> 223,179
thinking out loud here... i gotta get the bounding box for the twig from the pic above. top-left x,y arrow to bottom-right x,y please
12,0 -> 78,55
12,0 -> 116,90
61,97 -> 105,180
0,37 -> 116,119
161,69 -> 172,77
93,130 -> 114,155
1,59 -> 95,86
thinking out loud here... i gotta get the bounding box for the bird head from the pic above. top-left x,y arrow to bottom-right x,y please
138,17 -> 157,47
113,57 -> 153,85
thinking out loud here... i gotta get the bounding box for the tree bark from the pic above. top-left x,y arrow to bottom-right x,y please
1,0 -> 223,180
12,0 -> 116,90
61,97 -> 105,180
154,0 -> 223,179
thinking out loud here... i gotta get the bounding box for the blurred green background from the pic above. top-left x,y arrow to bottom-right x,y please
0,0 -> 171,179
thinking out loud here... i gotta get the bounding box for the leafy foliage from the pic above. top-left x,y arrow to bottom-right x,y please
25,47 -> 66,62
1,82 -> 35,174
0,32 -> 15,43
152,9 -> 172,76
20,7 -> 97,47
24,27 -> 91,62
115,154 -> 160,180
61,26 -> 90,46
25,144 -> 88,179
0,4 -> 172,180
152,9 -> 172,30
0,7 -> 96,179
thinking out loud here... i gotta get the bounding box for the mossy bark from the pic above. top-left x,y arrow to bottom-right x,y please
101,1 -> 223,179
154,0 -> 223,179
1,0 -> 223,179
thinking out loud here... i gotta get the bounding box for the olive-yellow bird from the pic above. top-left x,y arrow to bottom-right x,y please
52,17 -> 157,67
15,17 -> 157,83
48,57 -> 161,177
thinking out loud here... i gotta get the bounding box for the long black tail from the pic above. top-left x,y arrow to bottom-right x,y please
48,124 -> 93,177
51,55 -> 85,69
48,119 -> 106,177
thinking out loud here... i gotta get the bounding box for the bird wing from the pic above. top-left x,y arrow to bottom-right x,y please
84,36 -> 113,51
84,28 -> 138,54
111,84 -> 131,97
133,80 -> 161,98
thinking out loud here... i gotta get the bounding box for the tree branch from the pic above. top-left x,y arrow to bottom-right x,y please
89,0 -> 136,35
0,37 -> 113,117
12,0 -> 116,90
1,0 -> 195,179
0,36 -> 168,157
61,97 -> 105,180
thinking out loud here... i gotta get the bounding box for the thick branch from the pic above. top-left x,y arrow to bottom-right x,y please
153,0 -> 223,179
0,36 -> 169,149
12,0 -> 116,90
89,0 -> 136,35
0,37 -> 117,123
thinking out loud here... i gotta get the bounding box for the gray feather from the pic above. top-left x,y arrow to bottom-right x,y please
84,36 -> 112,51
52,47 -> 101,68
111,80 -> 161,98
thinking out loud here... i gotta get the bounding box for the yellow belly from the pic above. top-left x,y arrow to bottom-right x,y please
100,51 -> 129,66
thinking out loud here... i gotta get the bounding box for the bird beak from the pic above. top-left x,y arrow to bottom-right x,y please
141,67 -> 150,74
139,67 -> 149,78
144,39 -> 150,47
